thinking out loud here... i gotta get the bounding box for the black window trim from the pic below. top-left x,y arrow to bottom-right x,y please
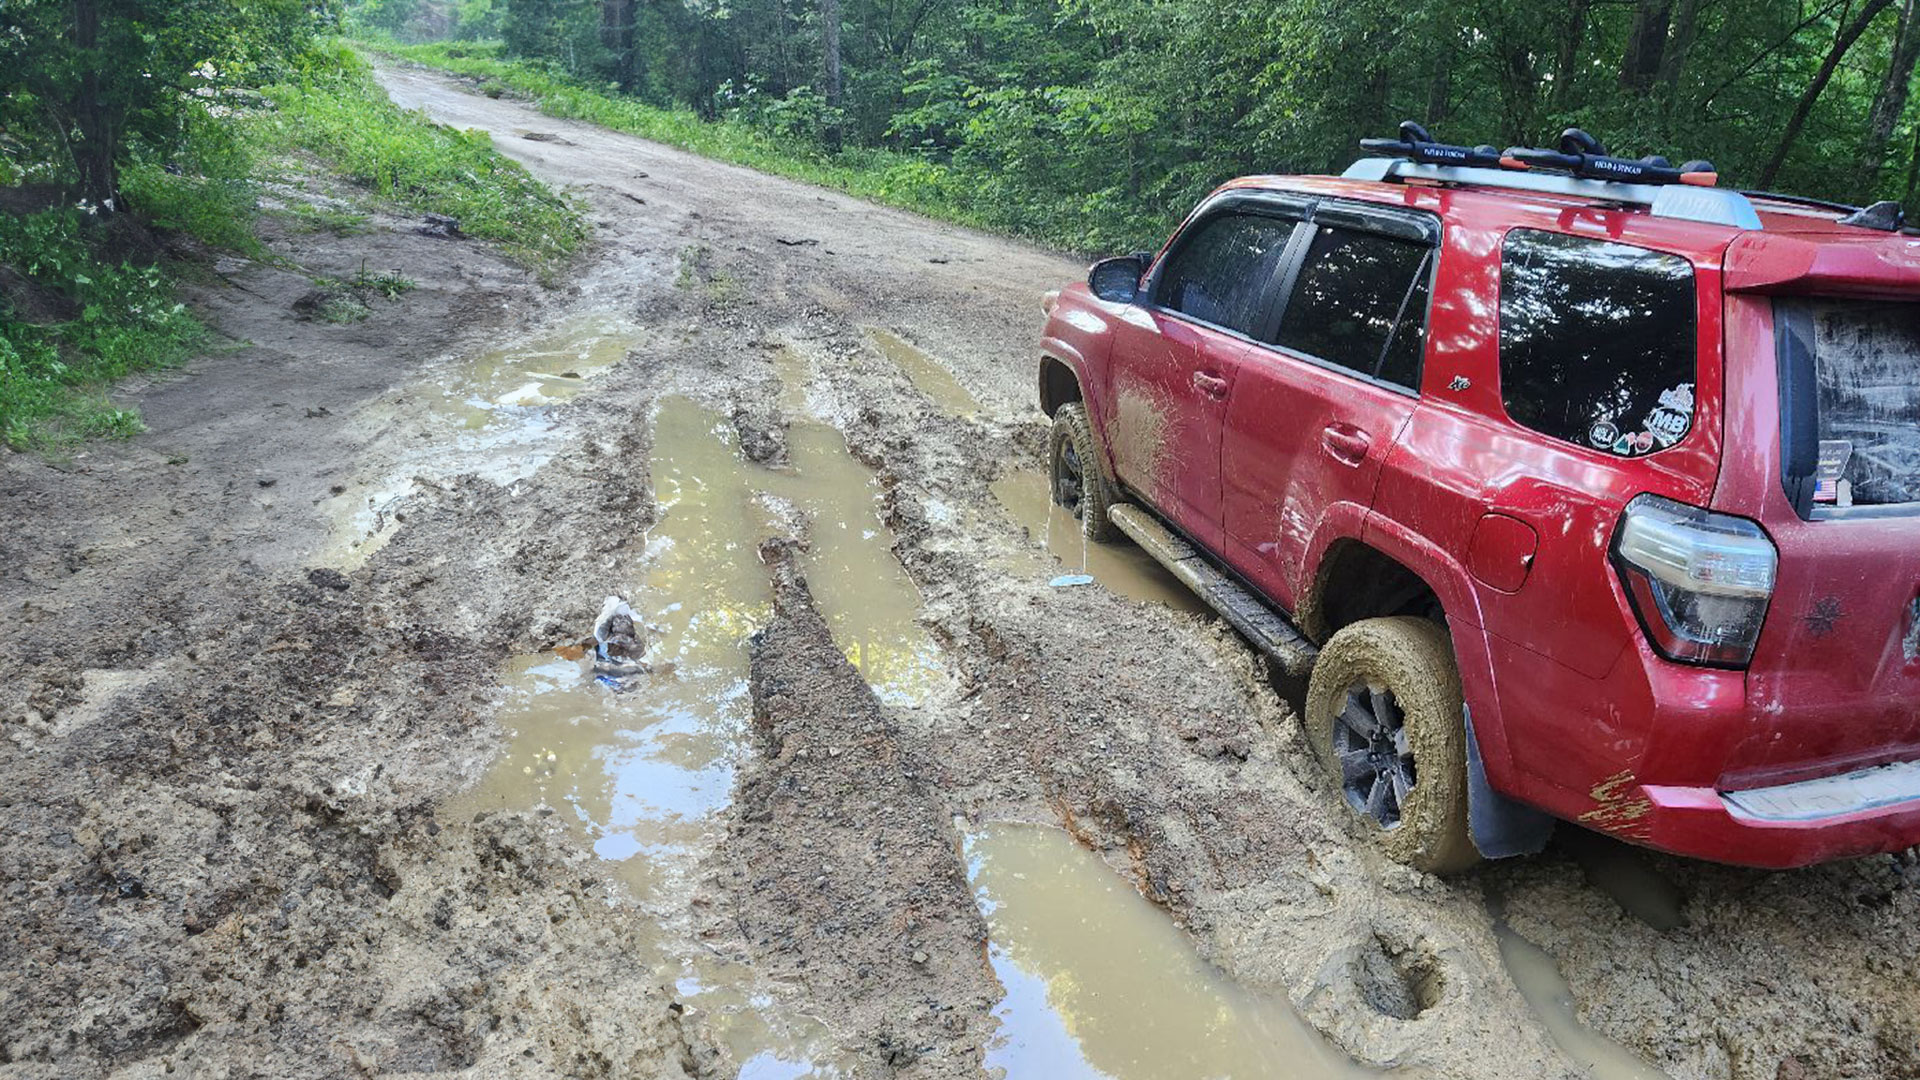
1260,217 -> 1440,399
1143,192 -> 1313,347
1144,191 -> 1441,399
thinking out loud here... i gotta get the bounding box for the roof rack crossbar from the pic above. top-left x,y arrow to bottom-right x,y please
1343,157 -> 1765,231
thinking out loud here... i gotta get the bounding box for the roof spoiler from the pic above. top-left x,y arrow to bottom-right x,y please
1724,232 -> 1920,297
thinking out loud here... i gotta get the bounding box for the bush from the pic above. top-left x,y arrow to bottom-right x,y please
0,210 -> 202,449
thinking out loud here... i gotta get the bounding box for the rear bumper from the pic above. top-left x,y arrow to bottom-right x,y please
1630,774 -> 1920,868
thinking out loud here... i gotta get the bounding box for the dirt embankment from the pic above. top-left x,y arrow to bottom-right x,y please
3,61 -> 1918,1080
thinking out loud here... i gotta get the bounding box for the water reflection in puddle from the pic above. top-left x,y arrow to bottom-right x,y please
966,824 -> 1375,1080
448,399 -> 773,899
865,327 -> 981,416
990,470 -> 1209,616
1494,922 -> 1671,1080
783,420 -> 950,706
428,312 -> 645,428
453,386 -> 946,884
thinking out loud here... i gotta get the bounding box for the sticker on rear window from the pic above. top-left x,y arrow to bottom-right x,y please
1815,439 -> 1854,504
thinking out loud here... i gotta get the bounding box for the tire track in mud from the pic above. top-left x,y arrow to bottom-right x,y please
698,537 -> 998,1076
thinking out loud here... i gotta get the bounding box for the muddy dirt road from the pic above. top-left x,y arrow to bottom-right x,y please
3,62 -> 1917,1080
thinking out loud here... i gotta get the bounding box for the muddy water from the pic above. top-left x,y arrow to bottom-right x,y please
1495,925 -> 1672,1080
425,312 -> 645,429
448,398 -> 774,899
991,469 -> 1210,616
866,327 -> 981,416
450,399 -> 851,1075
321,314 -> 647,568
966,824 -> 1376,1080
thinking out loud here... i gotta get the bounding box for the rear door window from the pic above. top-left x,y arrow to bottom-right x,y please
1499,230 -> 1697,457
1781,299 -> 1920,508
1155,212 -> 1298,336
1269,225 -> 1433,389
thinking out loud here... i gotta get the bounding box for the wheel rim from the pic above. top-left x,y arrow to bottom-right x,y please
1333,684 -> 1417,830
1054,437 -> 1086,518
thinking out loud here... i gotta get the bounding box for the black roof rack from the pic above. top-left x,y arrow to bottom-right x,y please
1347,121 -> 1761,230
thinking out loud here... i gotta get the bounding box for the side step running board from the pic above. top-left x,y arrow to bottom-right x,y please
1108,504 -> 1319,679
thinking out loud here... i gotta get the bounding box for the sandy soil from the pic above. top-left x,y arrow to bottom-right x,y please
2,62 -> 1916,1080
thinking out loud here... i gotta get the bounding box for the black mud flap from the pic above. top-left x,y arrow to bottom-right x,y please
1465,705 -> 1555,859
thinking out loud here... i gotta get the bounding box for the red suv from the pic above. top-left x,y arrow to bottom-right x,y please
1036,126 -> 1920,871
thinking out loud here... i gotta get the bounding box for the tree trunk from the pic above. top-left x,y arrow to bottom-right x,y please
1656,0 -> 1704,115
602,0 -> 640,93
1858,0 -> 1920,194
1426,43 -> 1454,126
1550,0 -> 1589,111
820,0 -> 842,152
1759,0 -> 1897,187
1903,117 -> 1920,202
1619,0 -> 1674,91
69,0 -> 118,210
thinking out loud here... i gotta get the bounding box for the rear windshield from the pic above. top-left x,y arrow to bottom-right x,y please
1782,299 -> 1920,508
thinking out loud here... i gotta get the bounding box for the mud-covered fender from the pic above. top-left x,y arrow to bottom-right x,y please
1358,513 -> 1553,858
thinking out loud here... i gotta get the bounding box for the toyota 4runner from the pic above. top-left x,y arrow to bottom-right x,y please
1037,124 -> 1920,872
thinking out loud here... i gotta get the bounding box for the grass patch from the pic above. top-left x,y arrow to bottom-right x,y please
0,211 -> 202,450
2,39 -> 587,452
271,201 -> 373,236
255,42 -> 588,272
370,40 -> 997,240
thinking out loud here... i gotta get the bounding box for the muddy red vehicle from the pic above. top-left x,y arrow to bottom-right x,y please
1037,124 -> 1920,871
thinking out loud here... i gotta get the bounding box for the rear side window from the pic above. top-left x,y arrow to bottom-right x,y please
1499,230 -> 1697,457
1156,212 -> 1297,336
1783,299 -> 1920,507
1270,225 -> 1432,389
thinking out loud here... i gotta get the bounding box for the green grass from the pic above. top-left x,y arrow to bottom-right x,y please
370,40 -> 996,239
0,211 -> 202,450
1,40 -> 588,451
255,42 -> 588,272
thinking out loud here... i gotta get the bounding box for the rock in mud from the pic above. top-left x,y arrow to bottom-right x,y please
418,213 -> 465,239
697,538 -> 997,1077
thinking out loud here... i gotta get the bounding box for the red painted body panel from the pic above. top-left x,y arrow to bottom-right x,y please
1105,308 -> 1250,549
1040,171 -> 1920,867
1220,348 -> 1416,610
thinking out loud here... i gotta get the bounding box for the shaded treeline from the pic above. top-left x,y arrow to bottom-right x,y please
355,0 -> 1920,245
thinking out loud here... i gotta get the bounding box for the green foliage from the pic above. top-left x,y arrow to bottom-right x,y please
0,0 -> 336,205
359,0 -> 1920,251
0,210 -> 202,449
253,41 -> 587,268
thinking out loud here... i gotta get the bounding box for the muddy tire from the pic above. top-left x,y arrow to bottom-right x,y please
1049,402 -> 1120,542
1305,616 -> 1481,874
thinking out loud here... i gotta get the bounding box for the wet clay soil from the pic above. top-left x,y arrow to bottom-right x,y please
3,61 -> 1919,1080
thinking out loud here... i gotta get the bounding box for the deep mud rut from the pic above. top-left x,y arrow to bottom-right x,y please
3,63 -> 1918,1080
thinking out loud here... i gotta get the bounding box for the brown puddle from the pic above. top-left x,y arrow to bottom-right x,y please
447,398 -> 775,899
320,313 -> 647,569
966,824 -> 1377,1079
1494,925 -> 1673,1080
426,311 -> 645,429
449,398 -> 849,1075
991,469 -> 1210,616
865,327 -> 981,416
453,386 -> 947,887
